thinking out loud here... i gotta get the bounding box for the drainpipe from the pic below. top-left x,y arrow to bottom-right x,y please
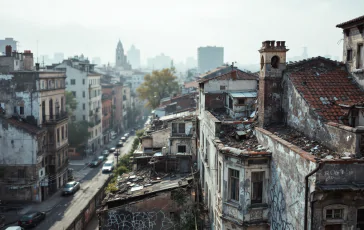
304,161 -> 323,230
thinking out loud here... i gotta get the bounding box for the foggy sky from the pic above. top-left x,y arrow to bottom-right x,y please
1,0 -> 363,66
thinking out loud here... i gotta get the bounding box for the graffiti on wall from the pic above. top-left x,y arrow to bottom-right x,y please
105,207 -> 175,230
84,199 -> 96,224
269,163 -> 296,230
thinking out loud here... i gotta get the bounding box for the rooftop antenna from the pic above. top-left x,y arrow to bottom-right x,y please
36,40 -> 39,63
230,61 -> 237,70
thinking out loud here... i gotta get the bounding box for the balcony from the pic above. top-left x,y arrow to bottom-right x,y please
42,112 -> 68,125
95,107 -> 100,113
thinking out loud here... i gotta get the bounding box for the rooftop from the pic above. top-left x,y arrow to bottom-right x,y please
5,118 -> 46,135
287,57 -> 364,124
336,15 -> 364,28
198,69 -> 257,83
102,168 -> 193,204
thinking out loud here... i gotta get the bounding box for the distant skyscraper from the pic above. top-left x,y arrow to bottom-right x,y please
198,46 -> 224,73
147,53 -> 172,70
92,57 -> 101,66
115,40 -> 131,70
0,38 -> 17,55
127,45 -> 141,69
54,52 -> 64,63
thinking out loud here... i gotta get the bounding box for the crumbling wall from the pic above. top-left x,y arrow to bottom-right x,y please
285,77 -> 360,156
151,128 -> 170,148
255,127 -> 317,230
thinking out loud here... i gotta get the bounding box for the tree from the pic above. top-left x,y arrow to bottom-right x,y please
65,91 -> 78,115
68,121 -> 90,147
137,68 -> 179,109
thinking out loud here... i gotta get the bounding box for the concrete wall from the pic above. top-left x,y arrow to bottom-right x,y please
342,26 -> 364,75
204,79 -> 257,93
255,127 -> 317,230
0,120 -> 39,165
150,128 -> 170,148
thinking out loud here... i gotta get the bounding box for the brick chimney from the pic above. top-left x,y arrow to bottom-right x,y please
258,40 -> 289,127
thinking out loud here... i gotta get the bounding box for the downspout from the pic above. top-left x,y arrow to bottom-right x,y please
304,161 -> 323,230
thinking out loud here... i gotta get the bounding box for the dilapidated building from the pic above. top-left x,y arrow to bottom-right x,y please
0,69 -> 69,202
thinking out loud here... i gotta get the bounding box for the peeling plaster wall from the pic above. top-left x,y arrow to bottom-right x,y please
204,79 -> 257,93
0,120 -> 39,165
255,127 -> 317,230
342,26 -> 364,78
151,128 -> 170,148
285,77 -> 359,155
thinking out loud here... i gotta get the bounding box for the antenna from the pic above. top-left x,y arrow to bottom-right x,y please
36,40 -> 39,63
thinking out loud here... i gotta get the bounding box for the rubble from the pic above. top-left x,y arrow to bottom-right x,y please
266,125 -> 342,159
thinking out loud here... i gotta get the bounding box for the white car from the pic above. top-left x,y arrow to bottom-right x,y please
102,160 -> 114,173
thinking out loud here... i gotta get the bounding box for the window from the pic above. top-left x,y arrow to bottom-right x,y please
251,172 -> 264,204
19,106 -> 24,115
65,124 -> 68,138
358,44 -> 364,69
18,169 -> 25,178
237,98 -> 245,105
172,123 -> 186,134
326,209 -> 343,219
83,115 -> 86,121
57,128 -> 60,143
83,79 -> 85,85
70,79 -> 76,85
61,126 -> 64,140
229,168 -> 239,201
83,103 -> 86,110
72,91 -> 76,97
346,49 -> 352,61
177,145 -> 186,153
218,162 -> 221,193
83,91 -> 85,98
220,85 -> 226,90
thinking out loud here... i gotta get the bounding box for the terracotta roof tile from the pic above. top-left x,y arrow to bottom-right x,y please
336,15 -> 364,28
5,118 -> 46,135
198,70 -> 257,83
288,57 -> 364,124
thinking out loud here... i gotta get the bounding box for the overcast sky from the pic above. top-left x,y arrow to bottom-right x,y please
1,0 -> 363,66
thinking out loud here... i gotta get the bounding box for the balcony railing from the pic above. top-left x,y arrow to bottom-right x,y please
95,107 -> 100,112
42,112 -> 68,124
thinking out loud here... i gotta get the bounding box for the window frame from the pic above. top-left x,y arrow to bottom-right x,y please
70,79 -> 76,85
177,145 -> 187,153
251,171 -> 264,204
357,44 -> 364,69
228,168 -> 240,202
346,49 -> 353,62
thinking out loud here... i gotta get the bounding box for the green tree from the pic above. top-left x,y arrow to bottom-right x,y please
137,68 -> 179,109
65,91 -> 78,115
68,121 -> 90,147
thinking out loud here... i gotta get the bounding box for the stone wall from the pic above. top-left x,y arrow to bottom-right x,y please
255,127 -> 317,230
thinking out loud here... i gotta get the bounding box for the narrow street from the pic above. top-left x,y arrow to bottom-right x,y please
33,135 -> 135,230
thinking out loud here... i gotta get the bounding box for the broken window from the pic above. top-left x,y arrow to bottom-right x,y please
251,171 -> 264,204
228,168 -> 239,201
57,128 -> 60,143
237,98 -> 245,105
61,126 -> 64,140
220,85 -> 226,90
358,44 -> 364,69
326,209 -> 343,219
177,145 -> 186,153
357,209 -> 364,229
18,169 -> 25,178
19,106 -> 24,115
347,49 -> 352,61
65,124 -> 68,138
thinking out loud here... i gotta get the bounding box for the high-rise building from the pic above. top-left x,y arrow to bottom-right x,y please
0,38 -> 17,54
197,46 -> 224,73
115,40 -> 131,70
127,45 -> 140,69
147,53 -> 172,70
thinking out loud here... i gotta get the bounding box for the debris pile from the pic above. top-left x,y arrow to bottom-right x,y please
266,126 -> 343,159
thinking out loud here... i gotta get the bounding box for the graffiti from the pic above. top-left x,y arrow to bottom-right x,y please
105,208 -> 175,230
269,163 -> 296,230
84,199 -> 95,224
250,209 -> 263,220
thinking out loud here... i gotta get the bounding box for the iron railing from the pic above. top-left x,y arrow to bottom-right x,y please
42,111 -> 68,124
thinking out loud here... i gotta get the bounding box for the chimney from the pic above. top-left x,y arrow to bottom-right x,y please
36,63 -> 40,71
231,69 -> 237,80
5,45 -> 12,57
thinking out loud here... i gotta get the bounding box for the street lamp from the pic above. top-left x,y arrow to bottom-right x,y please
114,149 -> 120,166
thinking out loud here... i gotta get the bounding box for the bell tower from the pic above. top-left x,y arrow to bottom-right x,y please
258,40 -> 289,127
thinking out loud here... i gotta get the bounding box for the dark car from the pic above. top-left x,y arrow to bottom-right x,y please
18,211 -> 46,228
62,181 -> 80,195
116,141 -> 124,148
89,158 -> 102,168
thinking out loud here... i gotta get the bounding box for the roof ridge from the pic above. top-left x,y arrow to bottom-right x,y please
286,56 -> 343,69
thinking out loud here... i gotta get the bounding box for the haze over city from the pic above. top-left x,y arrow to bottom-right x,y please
1,0 -> 364,68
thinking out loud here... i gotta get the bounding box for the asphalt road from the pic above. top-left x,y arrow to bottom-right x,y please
32,135 -> 135,230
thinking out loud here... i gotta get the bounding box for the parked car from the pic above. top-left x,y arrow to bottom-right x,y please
120,137 -> 126,142
102,149 -> 109,156
109,147 -> 116,153
102,160 -> 114,173
124,133 -> 130,138
98,155 -> 106,162
62,181 -> 80,195
116,141 -> 124,147
18,211 -> 46,228
89,158 -> 102,168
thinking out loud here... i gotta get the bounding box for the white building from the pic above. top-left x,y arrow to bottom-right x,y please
127,45 -> 141,69
55,57 -> 103,152
122,71 -> 147,93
